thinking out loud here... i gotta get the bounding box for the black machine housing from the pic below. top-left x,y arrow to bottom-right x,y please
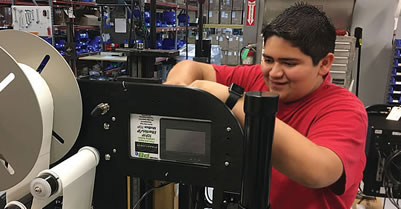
63,79 -> 245,209
363,104 -> 401,198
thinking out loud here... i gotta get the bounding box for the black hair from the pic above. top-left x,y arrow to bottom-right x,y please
262,2 -> 336,65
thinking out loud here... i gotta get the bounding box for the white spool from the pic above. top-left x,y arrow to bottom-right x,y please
0,30 -> 83,164
0,48 -> 53,193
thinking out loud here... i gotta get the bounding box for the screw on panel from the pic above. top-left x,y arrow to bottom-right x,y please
113,149 -> 117,153
104,123 -> 110,130
165,172 -> 169,177
105,154 -> 111,160
223,200 -> 227,204
112,117 -> 116,121
226,127 -> 231,132
224,161 -> 230,167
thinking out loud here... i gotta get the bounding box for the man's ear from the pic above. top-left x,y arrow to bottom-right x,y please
318,53 -> 335,76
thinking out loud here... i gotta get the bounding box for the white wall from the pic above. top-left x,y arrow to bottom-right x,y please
351,0 -> 397,106
352,1 -> 401,208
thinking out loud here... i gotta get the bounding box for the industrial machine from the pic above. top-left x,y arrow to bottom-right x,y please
363,104 -> 401,201
0,30 -> 279,209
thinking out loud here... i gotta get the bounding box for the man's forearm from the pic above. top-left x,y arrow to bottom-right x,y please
165,60 -> 216,85
272,119 -> 344,188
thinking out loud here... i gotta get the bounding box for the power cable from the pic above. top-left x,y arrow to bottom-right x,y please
132,181 -> 171,209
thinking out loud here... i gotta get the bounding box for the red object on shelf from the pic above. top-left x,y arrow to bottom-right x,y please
336,29 -> 347,36
105,43 -> 120,51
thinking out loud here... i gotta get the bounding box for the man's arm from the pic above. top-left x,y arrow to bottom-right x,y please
164,60 -> 217,85
190,81 -> 343,189
272,119 -> 344,188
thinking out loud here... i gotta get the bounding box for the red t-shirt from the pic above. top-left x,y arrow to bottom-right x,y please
214,64 -> 367,209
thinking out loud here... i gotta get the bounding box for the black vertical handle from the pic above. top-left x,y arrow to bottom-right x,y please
354,27 -> 363,97
239,91 -> 279,209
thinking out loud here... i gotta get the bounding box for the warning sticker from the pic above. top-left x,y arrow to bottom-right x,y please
130,114 -> 161,160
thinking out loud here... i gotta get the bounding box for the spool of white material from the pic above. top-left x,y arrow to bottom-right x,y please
5,63 -> 54,202
0,45 -> 53,202
0,30 -> 83,165
30,147 -> 99,209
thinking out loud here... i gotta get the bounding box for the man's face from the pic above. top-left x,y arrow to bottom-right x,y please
261,36 -> 327,103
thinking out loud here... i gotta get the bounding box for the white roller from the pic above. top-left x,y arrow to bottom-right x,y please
30,147 -> 100,209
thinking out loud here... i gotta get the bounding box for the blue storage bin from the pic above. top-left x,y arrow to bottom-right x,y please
55,40 -> 65,50
391,76 -> 401,85
133,9 -> 140,19
162,38 -> 175,50
41,37 -> 52,44
156,13 -> 162,27
396,39 -> 401,47
80,32 -> 89,39
177,40 -> 186,49
393,68 -> 398,75
388,95 -> 401,104
144,10 -> 151,27
156,40 -> 162,49
390,85 -> 401,94
178,13 -> 189,26
163,11 -> 176,26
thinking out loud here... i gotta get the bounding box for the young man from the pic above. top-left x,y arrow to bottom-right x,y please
165,3 -> 367,209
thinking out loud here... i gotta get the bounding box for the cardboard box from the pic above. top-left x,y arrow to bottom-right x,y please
221,50 -> 228,65
54,8 -> 67,25
232,0 -> 243,10
188,36 -> 196,44
220,0 -> 231,10
208,11 -> 219,24
228,35 -> 241,50
231,10 -> 242,24
219,35 -> 229,50
80,14 -> 100,26
153,181 -> 178,209
210,34 -> 219,45
188,11 -> 197,24
220,10 -> 231,24
209,0 -> 219,11
227,50 -> 239,65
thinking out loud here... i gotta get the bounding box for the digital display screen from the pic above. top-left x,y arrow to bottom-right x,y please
160,118 -> 211,166
166,129 -> 206,154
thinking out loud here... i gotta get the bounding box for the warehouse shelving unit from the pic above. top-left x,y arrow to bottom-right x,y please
388,40 -> 401,104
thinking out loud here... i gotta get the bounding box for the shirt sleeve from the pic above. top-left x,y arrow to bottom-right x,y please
213,64 -> 267,92
307,96 -> 368,194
